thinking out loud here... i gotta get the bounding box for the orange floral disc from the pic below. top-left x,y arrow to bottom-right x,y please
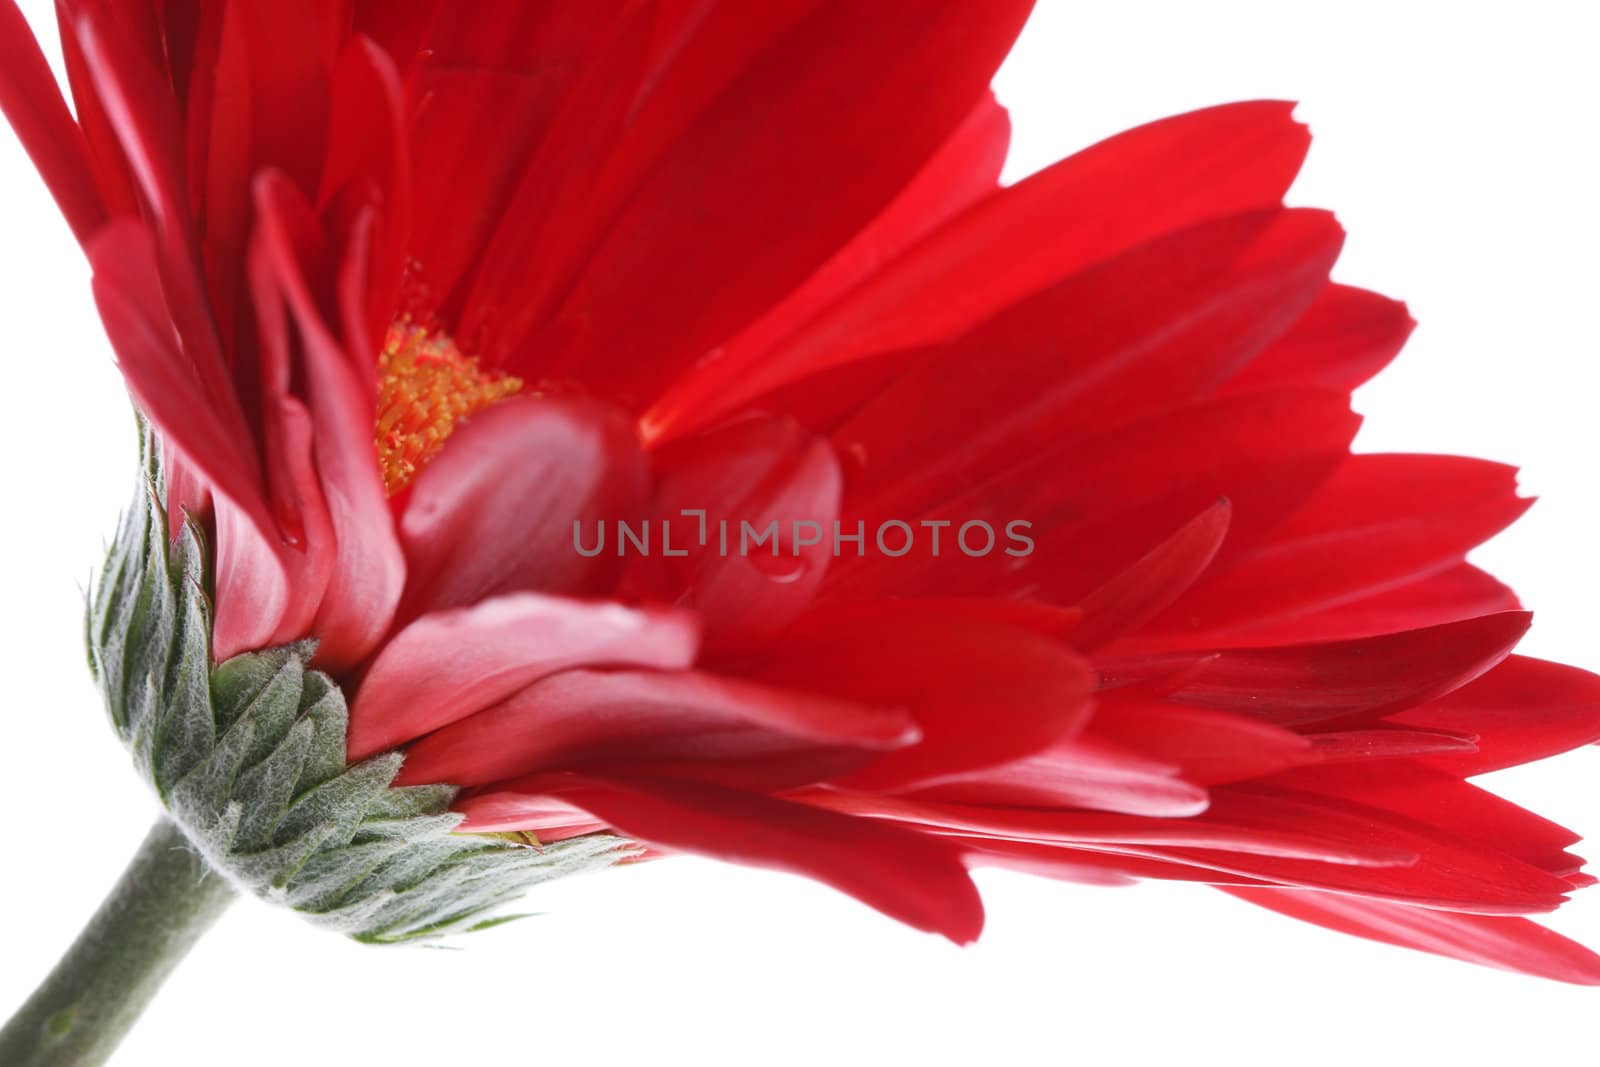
374,321 -> 522,494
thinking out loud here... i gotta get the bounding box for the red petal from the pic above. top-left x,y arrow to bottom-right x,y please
1224,888 -> 1600,985
348,593 -> 699,760
1391,655 -> 1600,776
1166,613 -> 1532,728
627,416 -> 841,650
1306,727 -> 1481,763
400,3 -> 642,307
1142,454 -> 1530,645
398,666 -> 916,789
252,173 -> 405,668
826,388 -> 1359,604
398,395 -> 646,619
452,6 -> 655,363
1224,283 -> 1414,395
1165,564 -> 1520,649
831,209 -> 1342,520
914,784 -> 1573,912
458,771 -> 986,944
914,736 -> 1211,818
218,0 -> 344,192
54,1 -> 143,222
798,790 -> 1418,866
1193,784 -> 1578,912
1259,763 -> 1584,876
76,11 -> 240,436
641,89 -> 1011,441
1084,696 -> 1312,785
744,605 -> 1094,791
962,837 -> 1278,888
1073,501 -> 1231,650
320,36 -> 411,356
88,222 -> 264,528
0,0 -> 105,242
648,99 -> 1311,427
545,0 -> 1034,407
351,0 -> 439,72
90,221 -> 341,663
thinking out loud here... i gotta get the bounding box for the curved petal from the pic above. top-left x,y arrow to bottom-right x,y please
1224,284 -> 1414,396
825,388 -> 1360,605
348,593 -> 700,759
1073,501 -> 1232,650
544,0 -> 1034,407
628,416 -> 840,650
1392,656 -> 1600,776
1223,887 -> 1600,985
91,222 -> 336,661
1083,696 -> 1313,786
1165,612 -> 1532,728
88,222 -> 263,526
1258,763 -> 1584,877
397,667 -> 917,788
831,208 -> 1342,517
0,0 -> 105,242
252,172 -> 404,668
398,2 -> 640,310
398,394 -> 647,619
322,35 -> 412,356
743,604 -> 1094,791
647,99 -> 1312,430
1140,454 -> 1531,646
458,771 -> 986,944
913,737 -> 1212,819
76,11 -> 235,420
640,89 -> 1011,442
796,790 -> 1418,866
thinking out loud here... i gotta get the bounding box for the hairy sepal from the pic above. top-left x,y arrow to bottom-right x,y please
87,434 -> 632,942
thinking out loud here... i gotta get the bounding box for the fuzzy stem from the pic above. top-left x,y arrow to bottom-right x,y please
0,818 -> 235,1066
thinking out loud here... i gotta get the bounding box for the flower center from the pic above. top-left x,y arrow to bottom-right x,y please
375,321 -> 522,495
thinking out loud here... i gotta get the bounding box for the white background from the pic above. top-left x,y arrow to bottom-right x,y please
2,1 -> 1598,1064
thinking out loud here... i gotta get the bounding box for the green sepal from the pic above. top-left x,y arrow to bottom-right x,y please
88,432 -> 633,942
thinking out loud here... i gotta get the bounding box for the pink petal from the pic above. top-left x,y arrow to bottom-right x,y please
348,593 -> 699,760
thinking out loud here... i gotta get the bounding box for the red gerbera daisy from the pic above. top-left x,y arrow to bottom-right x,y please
4,0 -> 1600,991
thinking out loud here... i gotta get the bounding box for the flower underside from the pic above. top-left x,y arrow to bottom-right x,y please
375,321 -> 522,494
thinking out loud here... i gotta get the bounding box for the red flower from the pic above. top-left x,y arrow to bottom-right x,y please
6,1 -> 1600,981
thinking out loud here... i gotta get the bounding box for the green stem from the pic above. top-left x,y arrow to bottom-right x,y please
0,818 -> 235,1066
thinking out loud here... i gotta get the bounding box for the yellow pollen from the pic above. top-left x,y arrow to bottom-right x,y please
375,321 -> 522,494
